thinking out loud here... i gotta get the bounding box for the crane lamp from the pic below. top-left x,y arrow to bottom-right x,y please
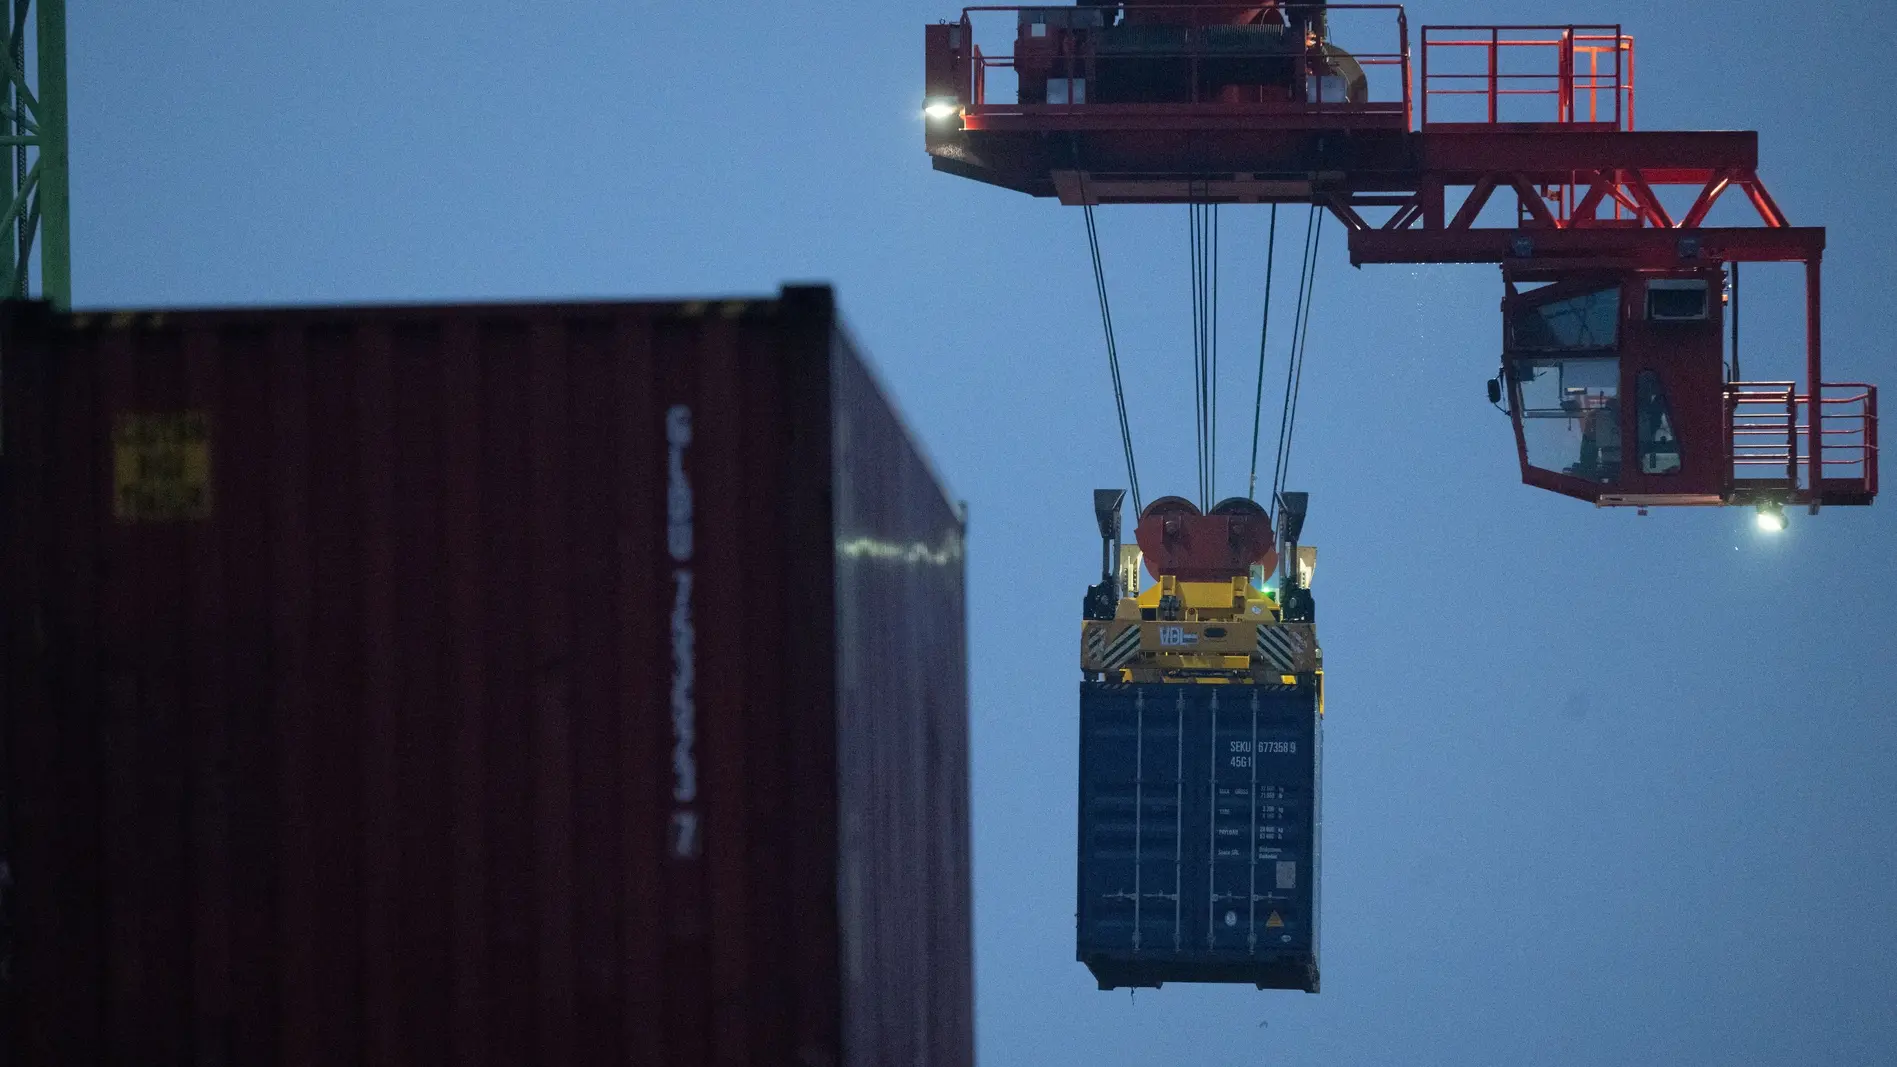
1755,501 -> 1787,533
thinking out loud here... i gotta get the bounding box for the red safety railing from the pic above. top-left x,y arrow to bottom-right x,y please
1728,382 -> 1878,498
955,4 -> 1412,125
1729,382 -> 1801,486
1421,25 -> 1633,129
1805,383 -> 1879,498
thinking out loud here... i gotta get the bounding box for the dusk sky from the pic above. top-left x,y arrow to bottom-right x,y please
75,2 -> 1895,1063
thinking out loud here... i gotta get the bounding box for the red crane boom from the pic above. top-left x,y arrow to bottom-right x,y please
923,4 -> 1877,514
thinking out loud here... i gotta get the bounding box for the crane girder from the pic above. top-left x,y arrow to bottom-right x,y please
922,7 -> 1877,513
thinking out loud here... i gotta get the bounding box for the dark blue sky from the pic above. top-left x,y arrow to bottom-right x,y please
76,2 -> 1895,1063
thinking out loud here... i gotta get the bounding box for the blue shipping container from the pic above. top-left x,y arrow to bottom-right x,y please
1076,681 -> 1320,992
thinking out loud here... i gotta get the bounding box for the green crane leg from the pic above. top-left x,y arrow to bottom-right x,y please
0,0 -> 65,307
35,0 -> 64,309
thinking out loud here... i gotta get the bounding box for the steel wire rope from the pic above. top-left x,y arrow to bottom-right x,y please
1276,211 -> 1325,503
1268,206 -> 1326,519
1189,203 -> 1208,508
1078,165 -> 1143,515
1187,200 -> 1222,508
1189,205 -> 1202,506
1247,204 -> 1280,500
1211,205 -> 1220,507
1267,206 -> 1317,515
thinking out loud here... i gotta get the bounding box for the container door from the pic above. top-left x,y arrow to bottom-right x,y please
1614,272 -> 1727,501
1077,682 -> 1319,992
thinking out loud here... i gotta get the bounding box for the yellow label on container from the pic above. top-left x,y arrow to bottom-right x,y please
112,412 -> 211,522
1266,911 -> 1285,928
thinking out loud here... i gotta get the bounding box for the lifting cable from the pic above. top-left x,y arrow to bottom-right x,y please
1075,174 -> 1323,523
1247,204 -> 1280,501
1189,202 -> 1220,509
1268,206 -> 1326,520
1082,190 -> 1143,515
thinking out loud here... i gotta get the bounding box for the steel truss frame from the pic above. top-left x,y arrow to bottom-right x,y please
0,0 -> 66,308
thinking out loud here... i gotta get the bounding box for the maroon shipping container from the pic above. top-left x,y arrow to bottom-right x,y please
0,286 -> 972,1067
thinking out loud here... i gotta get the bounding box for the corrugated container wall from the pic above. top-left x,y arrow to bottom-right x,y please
1076,681 -> 1320,993
0,287 -> 972,1067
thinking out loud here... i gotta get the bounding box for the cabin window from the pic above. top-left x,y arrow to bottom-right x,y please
1646,279 -> 1710,321
1048,77 -> 1088,104
1508,286 -> 1620,350
1636,371 -> 1682,475
1514,356 -> 1621,483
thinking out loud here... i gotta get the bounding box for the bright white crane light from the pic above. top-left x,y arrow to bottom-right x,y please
924,99 -> 960,121
1755,503 -> 1787,533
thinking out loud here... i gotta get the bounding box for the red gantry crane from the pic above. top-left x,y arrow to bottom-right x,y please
924,0 -> 1879,997
923,2 -> 1877,525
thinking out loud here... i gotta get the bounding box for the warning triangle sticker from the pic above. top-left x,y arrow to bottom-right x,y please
1266,911 -> 1284,928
